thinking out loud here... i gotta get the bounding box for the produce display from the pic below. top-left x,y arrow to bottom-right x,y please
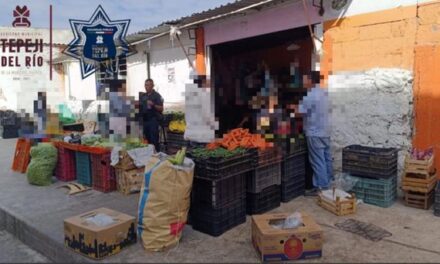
169,111 -> 184,121
164,111 -> 186,133
81,134 -> 103,146
409,147 -> 434,160
125,138 -> 147,150
206,128 -> 269,151
190,146 -> 247,159
169,120 -> 186,133
26,143 -> 58,186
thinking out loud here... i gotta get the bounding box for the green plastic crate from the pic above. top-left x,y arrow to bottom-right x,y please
364,195 -> 396,208
75,151 -> 92,186
350,175 -> 397,208
351,189 -> 365,200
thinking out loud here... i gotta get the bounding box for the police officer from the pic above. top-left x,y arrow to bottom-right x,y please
139,78 -> 164,151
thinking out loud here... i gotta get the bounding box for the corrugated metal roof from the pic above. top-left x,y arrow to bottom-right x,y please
127,0 -> 292,44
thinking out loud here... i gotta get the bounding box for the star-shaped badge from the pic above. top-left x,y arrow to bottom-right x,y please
64,5 -> 135,79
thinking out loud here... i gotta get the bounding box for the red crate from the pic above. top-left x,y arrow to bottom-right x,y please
11,138 -> 32,173
91,152 -> 116,192
55,146 -> 76,181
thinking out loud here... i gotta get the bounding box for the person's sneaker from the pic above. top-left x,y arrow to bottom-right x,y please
305,188 -> 319,197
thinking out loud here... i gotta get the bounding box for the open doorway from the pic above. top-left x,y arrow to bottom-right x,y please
211,25 -> 314,152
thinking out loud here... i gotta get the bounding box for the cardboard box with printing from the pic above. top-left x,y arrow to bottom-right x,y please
252,212 -> 323,262
64,207 -> 137,259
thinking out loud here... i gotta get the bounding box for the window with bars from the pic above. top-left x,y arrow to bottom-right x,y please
95,55 -> 127,83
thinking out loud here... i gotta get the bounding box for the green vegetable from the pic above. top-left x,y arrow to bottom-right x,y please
125,137 -> 147,150
81,135 -> 102,146
169,147 -> 187,165
26,143 -> 58,186
190,147 -> 247,159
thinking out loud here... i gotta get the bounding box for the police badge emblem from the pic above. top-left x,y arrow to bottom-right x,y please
64,5 -> 134,79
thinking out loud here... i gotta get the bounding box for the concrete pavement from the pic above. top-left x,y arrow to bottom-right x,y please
1,138 -> 440,263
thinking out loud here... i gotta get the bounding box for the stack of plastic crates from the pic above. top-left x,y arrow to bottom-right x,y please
246,147 -> 282,214
343,145 -> 398,208
165,129 -> 187,155
90,151 -> 116,192
351,176 -> 397,208
435,182 -> 440,217
55,144 -> 76,181
75,151 -> 92,186
280,150 -> 307,202
189,150 -> 254,236
343,145 -> 398,179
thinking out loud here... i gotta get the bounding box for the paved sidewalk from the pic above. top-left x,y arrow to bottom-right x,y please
1,138 -> 440,263
0,230 -> 49,263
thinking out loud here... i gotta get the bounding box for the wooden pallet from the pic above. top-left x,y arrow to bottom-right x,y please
11,138 -> 32,173
403,190 -> 435,210
404,155 -> 435,175
318,193 -> 357,216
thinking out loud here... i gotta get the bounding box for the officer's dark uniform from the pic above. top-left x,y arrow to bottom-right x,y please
139,90 -> 164,151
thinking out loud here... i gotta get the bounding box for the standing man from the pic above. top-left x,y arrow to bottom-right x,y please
139,78 -> 164,151
293,73 -> 333,196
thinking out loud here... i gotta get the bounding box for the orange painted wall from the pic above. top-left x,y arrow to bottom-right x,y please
413,2 -> 440,173
321,1 -> 440,172
322,5 -> 417,72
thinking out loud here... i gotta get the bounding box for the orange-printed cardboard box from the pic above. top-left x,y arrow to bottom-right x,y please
64,207 -> 137,259
252,212 -> 323,262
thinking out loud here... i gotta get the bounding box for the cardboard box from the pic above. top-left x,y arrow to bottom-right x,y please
114,150 -> 137,170
116,167 -> 144,195
252,212 -> 323,262
64,208 -> 137,259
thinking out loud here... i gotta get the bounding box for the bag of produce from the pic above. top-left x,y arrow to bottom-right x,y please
137,150 -> 194,251
26,143 -> 58,186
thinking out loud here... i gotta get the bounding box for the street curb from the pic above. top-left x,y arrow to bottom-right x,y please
0,204 -> 93,263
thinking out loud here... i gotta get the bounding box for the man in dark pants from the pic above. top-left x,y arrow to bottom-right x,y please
139,79 -> 164,151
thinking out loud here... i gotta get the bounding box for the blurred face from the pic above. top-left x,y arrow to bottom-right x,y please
145,80 -> 154,93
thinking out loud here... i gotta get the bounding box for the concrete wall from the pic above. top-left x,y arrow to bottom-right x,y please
63,61 -> 97,101
127,43 -> 148,98
329,69 -> 413,181
321,0 -> 440,178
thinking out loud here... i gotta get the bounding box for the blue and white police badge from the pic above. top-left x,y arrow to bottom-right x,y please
64,5 -> 134,79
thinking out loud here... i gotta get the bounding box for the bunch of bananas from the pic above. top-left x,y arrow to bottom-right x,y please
169,120 -> 186,133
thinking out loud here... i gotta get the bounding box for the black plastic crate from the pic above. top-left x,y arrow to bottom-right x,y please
286,137 -> 307,155
281,151 -> 307,182
247,162 -> 281,193
258,147 -> 282,167
343,145 -> 397,168
246,185 -> 281,215
342,165 -> 397,179
2,125 -> 19,139
191,198 -> 246,237
281,180 -> 305,203
166,130 -> 187,144
189,150 -> 256,179
192,172 -> 246,209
